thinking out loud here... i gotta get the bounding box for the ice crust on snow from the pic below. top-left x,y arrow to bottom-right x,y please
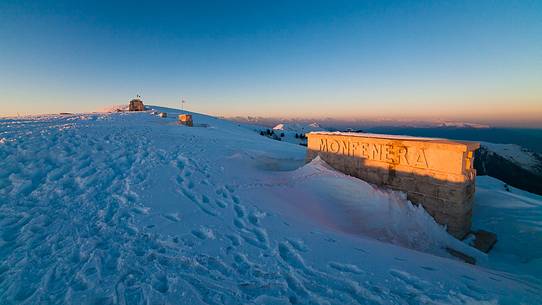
0,106 -> 540,304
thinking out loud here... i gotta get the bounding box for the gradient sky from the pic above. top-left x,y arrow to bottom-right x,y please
1,1 -> 541,126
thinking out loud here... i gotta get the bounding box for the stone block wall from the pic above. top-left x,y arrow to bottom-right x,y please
129,99 -> 145,111
178,114 -> 193,127
306,132 -> 479,239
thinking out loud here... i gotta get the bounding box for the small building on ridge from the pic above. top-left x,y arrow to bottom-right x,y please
129,97 -> 145,111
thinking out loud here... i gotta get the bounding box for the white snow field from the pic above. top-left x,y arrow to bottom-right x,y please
0,106 -> 541,304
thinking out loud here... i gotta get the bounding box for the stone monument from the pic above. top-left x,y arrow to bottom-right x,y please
306,132 -> 480,239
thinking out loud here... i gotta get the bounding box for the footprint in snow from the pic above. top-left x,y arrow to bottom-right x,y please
214,199 -> 227,208
324,237 -> 336,243
226,234 -> 241,247
163,213 -> 181,222
328,262 -> 363,274
234,205 -> 245,218
354,247 -> 367,253
420,266 -> 436,271
286,239 -> 308,253
132,206 -> 150,215
192,227 -> 215,240
151,273 -> 169,293
186,180 -> 195,189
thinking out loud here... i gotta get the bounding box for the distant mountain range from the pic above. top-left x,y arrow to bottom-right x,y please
437,122 -> 490,129
227,116 -> 491,129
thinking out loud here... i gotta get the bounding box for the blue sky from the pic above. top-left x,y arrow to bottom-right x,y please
1,0 -> 541,126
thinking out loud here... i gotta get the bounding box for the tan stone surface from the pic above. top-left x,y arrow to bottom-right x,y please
129,99 -> 145,111
178,114 -> 193,127
306,132 -> 480,239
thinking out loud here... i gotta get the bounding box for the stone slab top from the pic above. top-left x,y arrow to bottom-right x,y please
308,131 -> 480,151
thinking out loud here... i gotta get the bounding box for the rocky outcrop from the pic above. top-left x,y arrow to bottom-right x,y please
474,146 -> 542,195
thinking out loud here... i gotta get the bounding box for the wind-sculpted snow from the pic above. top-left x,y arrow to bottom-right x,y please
271,156 -> 481,258
0,108 -> 540,304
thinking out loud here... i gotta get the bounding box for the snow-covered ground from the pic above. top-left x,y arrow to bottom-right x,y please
0,106 -> 540,304
472,176 -> 542,280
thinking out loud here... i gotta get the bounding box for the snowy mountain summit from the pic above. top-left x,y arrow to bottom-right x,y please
0,106 -> 541,304
272,122 -> 324,132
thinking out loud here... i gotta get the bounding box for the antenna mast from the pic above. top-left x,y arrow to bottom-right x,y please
181,97 -> 186,113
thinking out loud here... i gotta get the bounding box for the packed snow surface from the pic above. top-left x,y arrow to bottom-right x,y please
0,106 -> 540,304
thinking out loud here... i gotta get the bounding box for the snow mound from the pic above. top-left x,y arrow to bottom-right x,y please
286,157 -> 481,258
